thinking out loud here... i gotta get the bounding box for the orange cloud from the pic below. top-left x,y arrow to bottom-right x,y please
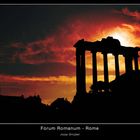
0,74 -> 75,83
121,7 -> 140,21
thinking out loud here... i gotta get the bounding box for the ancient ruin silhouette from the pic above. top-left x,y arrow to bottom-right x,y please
74,36 -> 140,96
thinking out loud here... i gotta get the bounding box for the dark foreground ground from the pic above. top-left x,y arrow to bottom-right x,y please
0,70 -> 140,123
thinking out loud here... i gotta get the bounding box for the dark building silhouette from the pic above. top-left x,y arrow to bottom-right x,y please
74,36 -> 140,96
71,36 -> 140,122
50,98 -> 71,111
0,95 -> 47,122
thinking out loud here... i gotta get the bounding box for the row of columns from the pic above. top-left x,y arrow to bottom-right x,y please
76,48 -> 139,95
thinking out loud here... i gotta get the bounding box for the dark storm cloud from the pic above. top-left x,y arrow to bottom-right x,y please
0,5 -> 126,44
0,5 -> 103,64
0,43 -> 25,63
0,5 -> 66,43
0,62 -> 76,76
0,5 -> 100,44
114,7 -> 140,22
0,61 -> 115,77
0,5 -> 126,64
121,8 -> 140,21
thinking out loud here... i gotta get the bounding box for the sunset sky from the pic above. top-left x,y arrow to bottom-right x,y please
0,4 -> 140,104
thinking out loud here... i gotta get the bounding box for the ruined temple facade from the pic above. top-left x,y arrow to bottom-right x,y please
74,36 -> 140,96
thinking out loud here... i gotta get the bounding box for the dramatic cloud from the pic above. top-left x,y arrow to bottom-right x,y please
0,14 -> 122,67
1,6 -> 140,104
0,62 -> 76,76
117,7 -> 140,21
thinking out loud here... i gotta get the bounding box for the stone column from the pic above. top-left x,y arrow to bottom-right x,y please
92,51 -> 97,84
114,54 -> 120,78
76,48 -> 86,95
76,48 -> 81,95
81,50 -> 86,94
103,53 -> 109,83
134,54 -> 139,71
124,54 -> 133,73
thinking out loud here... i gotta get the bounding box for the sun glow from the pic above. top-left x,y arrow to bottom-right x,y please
109,25 -> 136,47
111,32 -> 129,46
